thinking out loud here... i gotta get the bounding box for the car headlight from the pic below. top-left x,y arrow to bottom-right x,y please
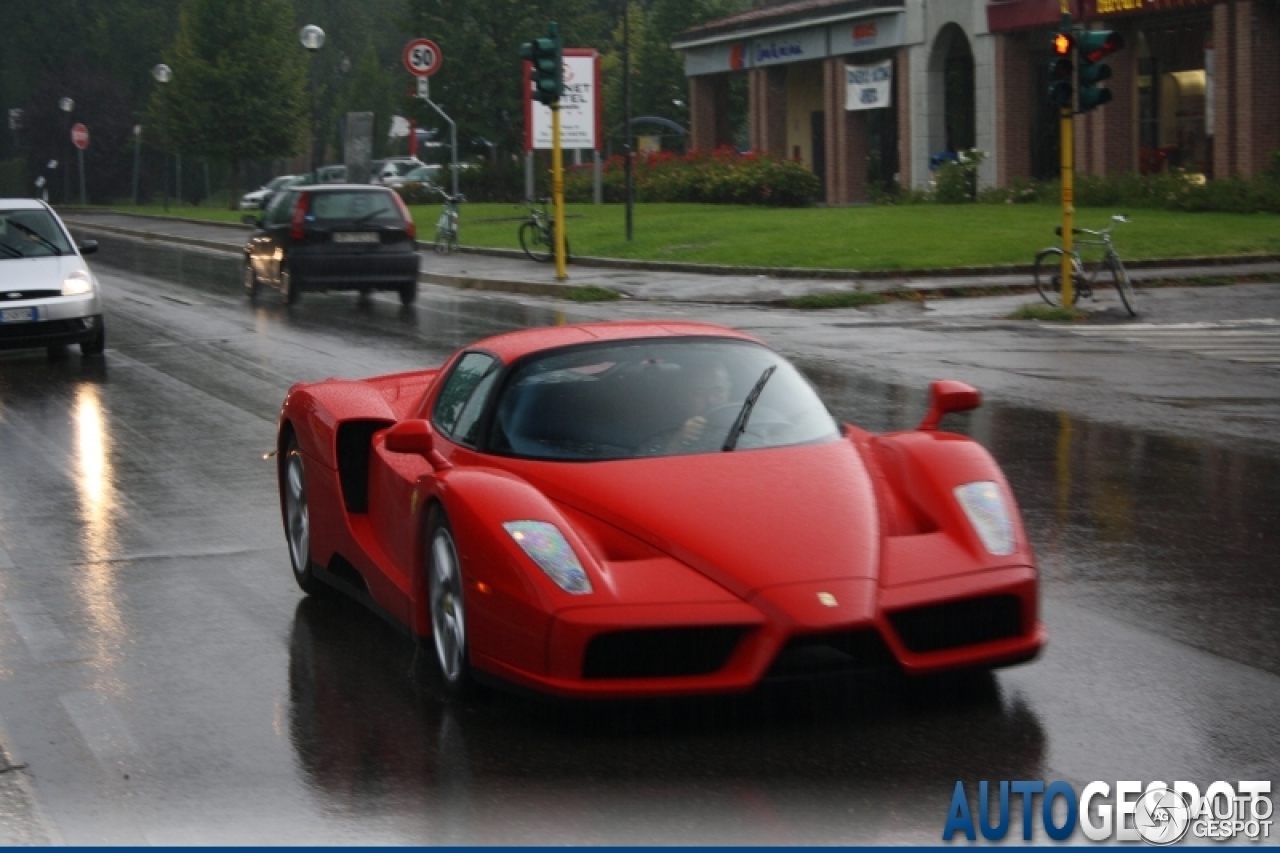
502,521 -> 592,594
954,481 -> 1015,556
62,269 -> 94,296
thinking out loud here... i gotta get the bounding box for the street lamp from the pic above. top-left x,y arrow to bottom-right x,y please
299,24 -> 326,181
58,97 -> 74,204
152,63 -> 173,211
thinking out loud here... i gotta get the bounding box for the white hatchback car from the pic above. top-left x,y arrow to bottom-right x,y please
0,199 -> 105,357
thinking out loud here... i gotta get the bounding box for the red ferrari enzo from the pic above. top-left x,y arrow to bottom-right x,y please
276,321 -> 1044,698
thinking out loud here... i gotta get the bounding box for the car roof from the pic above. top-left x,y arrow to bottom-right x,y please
0,198 -> 50,211
297,183 -> 394,193
468,321 -> 760,363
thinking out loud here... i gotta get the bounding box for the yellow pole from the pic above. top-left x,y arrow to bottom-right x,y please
1060,106 -> 1074,307
552,102 -> 567,281
1059,2 -> 1074,307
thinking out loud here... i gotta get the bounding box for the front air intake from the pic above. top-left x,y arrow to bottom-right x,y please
583,626 -> 746,679
888,594 -> 1023,653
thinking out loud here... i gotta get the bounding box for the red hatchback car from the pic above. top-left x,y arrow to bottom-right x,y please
276,321 -> 1044,699
243,184 -> 420,306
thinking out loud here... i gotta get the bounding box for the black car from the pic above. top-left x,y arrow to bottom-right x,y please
242,184 -> 420,306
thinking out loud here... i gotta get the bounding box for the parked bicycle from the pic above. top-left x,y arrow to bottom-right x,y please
434,188 -> 464,254
1033,214 -> 1136,316
518,198 -> 569,263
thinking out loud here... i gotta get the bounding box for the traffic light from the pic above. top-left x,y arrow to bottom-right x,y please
518,23 -> 563,106
1076,28 -> 1124,112
1048,31 -> 1074,108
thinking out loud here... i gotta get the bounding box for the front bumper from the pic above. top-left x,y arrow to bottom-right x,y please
473,566 -> 1045,699
0,293 -> 103,351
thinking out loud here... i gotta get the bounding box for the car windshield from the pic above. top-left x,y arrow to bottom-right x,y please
0,208 -> 73,260
309,191 -> 400,225
404,166 -> 440,183
265,175 -> 294,191
489,338 -> 840,461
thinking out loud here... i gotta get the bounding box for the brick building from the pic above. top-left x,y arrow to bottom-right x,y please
673,0 -> 1280,204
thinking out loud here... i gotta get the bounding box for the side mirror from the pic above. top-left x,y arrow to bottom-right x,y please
384,419 -> 451,470
916,380 -> 981,431
77,240 -> 99,255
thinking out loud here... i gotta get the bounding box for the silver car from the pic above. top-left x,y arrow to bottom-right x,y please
0,199 -> 105,357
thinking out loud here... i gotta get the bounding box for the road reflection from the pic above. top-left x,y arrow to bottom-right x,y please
287,595 -> 1046,843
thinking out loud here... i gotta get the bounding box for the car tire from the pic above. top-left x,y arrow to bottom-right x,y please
243,260 -> 262,302
399,280 -> 418,307
79,323 -> 105,357
279,430 -> 323,596
281,264 -> 302,306
424,505 -> 473,697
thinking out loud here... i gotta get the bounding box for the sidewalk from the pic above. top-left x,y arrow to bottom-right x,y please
61,210 -> 1280,306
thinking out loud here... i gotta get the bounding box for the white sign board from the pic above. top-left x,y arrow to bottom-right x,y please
529,53 -> 599,151
845,59 -> 893,111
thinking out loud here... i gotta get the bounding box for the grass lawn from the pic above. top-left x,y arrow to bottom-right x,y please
111,202 -> 1280,271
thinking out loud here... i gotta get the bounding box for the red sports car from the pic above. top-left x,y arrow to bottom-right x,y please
276,321 -> 1044,698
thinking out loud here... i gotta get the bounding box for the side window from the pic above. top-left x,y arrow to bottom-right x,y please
265,191 -> 297,227
433,353 -> 500,445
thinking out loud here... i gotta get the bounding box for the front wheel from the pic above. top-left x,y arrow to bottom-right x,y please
279,431 -> 323,595
79,323 -> 105,357
425,506 -> 473,697
1107,254 -> 1137,316
399,280 -> 418,306
1033,248 -> 1080,308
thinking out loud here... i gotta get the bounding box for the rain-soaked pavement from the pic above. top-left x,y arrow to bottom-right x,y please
0,236 -> 1276,843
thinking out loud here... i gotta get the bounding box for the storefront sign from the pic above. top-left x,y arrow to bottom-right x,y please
829,14 -> 905,56
1085,0 -> 1212,16
750,28 -> 827,68
845,59 -> 893,110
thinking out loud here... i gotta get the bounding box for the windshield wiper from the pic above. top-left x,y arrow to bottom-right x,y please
722,364 -> 776,452
6,220 -> 61,255
0,243 -> 21,258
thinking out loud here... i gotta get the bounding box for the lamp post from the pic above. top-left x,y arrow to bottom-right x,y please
152,63 -> 173,211
132,124 -> 143,206
299,24 -> 326,182
58,97 -> 74,204
621,5 -> 633,241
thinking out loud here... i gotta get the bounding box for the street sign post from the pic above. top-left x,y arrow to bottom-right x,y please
71,123 -> 89,206
403,38 -> 443,78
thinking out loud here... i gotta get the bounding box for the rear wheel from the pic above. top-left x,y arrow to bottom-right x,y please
425,506 -> 472,697
1033,248 -> 1079,308
280,264 -> 302,306
280,432 -> 322,595
399,280 -> 418,306
1108,254 -> 1137,316
518,221 -> 551,262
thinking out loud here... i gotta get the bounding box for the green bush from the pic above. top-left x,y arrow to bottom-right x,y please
563,147 -> 820,207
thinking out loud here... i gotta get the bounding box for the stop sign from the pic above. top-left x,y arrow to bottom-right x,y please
71,123 -> 89,150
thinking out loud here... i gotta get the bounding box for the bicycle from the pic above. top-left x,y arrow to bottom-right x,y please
434,188 -> 464,254
1033,214 -> 1136,316
517,198 -> 569,263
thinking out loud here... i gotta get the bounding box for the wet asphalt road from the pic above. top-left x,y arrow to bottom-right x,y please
0,239 -> 1276,844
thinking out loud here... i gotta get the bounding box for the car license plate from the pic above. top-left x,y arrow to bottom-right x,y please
0,307 -> 37,324
332,232 -> 379,244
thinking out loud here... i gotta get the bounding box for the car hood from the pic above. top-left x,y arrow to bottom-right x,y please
2,254 -> 90,291
513,439 -> 880,598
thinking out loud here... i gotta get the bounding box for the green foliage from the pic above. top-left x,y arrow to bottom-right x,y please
157,0 -> 309,168
563,148 -> 819,206
1007,304 -> 1088,322
932,148 -> 985,204
333,41 -> 398,160
563,285 -> 622,301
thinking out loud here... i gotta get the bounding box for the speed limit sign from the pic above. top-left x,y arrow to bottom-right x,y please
403,38 -> 443,78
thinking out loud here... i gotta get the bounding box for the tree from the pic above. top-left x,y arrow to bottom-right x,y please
333,41 -> 398,160
155,0 -> 308,206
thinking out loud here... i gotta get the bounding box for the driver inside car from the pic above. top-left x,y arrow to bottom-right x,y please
665,358 -> 733,452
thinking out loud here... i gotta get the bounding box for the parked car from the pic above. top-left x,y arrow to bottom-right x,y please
239,174 -> 297,210
242,184 -> 419,306
0,199 -> 105,357
382,164 -> 442,190
275,321 -> 1044,699
369,157 -> 426,186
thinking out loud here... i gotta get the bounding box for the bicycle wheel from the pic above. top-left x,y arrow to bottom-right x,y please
1033,248 -> 1080,308
1107,254 -> 1137,316
519,221 -> 552,262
